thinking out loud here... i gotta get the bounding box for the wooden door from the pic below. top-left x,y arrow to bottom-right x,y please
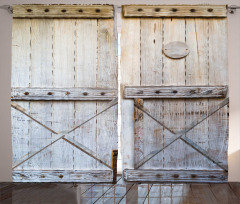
121,5 -> 229,183
11,5 -> 118,182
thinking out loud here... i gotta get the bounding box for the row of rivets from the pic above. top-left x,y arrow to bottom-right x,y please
136,8 -> 214,13
26,8 -> 101,13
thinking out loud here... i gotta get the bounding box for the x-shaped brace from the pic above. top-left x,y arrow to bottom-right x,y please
134,97 -> 229,171
11,97 -> 118,170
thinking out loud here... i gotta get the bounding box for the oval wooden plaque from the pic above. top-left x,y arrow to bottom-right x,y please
163,41 -> 190,59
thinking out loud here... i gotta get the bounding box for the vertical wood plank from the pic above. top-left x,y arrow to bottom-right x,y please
138,18 -> 163,169
208,18 -> 228,169
29,19 -> 53,170
51,19 -> 75,170
121,18 -> 140,169
97,19 -> 118,169
12,19 -> 31,170
74,19 -> 98,170
162,18 -> 186,169
185,19 -> 215,169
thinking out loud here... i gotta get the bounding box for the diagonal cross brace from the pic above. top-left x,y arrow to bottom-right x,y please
12,97 -> 118,170
134,97 -> 229,170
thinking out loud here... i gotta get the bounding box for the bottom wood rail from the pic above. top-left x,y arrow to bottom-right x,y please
123,169 -> 227,183
13,170 -> 113,183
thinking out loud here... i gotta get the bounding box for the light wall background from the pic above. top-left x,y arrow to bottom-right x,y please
0,0 -> 240,182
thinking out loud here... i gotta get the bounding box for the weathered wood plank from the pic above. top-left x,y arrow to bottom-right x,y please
63,136 -> 113,170
208,18 -> 229,170
122,5 -> 227,18
13,5 -> 114,19
51,19 -> 75,170
162,18 -> 186,170
74,19 -> 98,170
135,97 -> 229,169
11,19 -> 31,171
12,170 -> 113,183
185,18 -> 212,170
97,19 -> 118,170
29,19 -> 53,170
134,102 -> 228,171
123,169 -> 227,183
124,86 -> 227,99
11,87 -> 117,100
137,18 -> 163,170
121,17 -> 140,169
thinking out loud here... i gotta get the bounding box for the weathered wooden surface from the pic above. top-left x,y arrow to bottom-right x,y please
123,169 -> 227,183
163,41 -> 189,59
121,13 -> 228,182
124,86 -> 227,99
13,170 -> 113,182
120,17 -> 140,169
12,16 -> 117,181
122,5 -> 227,18
13,5 -> 114,19
11,87 -> 117,100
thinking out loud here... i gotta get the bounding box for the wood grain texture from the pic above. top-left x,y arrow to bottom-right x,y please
124,86 -> 227,99
123,169 -> 227,183
13,5 -> 114,19
11,87 -> 117,100
120,17 -> 140,169
208,18 -> 229,170
122,5 -> 227,18
163,41 -> 189,59
12,170 -> 113,183
12,19 -> 31,171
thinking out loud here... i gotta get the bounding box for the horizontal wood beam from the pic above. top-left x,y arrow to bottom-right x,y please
125,86 -> 228,99
123,169 -> 227,183
13,5 -> 114,18
13,170 -> 113,183
11,87 -> 117,101
122,5 -> 227,18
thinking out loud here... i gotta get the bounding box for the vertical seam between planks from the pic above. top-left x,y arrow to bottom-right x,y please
73,20 -> 77,170
207,20 -> 210,168
184,18 -> 187,169
50,20 -> 54,169
162,18 -> 165,168
96,19 -> 99,169
28,19 -> 32,169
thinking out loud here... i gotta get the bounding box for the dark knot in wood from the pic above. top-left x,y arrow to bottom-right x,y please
24,92 -> 29,95
95,9 -> 101,13
83,92 -> 88,96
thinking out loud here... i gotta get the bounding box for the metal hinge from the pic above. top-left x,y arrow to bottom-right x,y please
228,5 -> 240,14
0,5 -> 13,14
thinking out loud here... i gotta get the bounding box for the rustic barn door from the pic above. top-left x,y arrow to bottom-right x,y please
11,5 -> 118,182
121,5 -> 229,183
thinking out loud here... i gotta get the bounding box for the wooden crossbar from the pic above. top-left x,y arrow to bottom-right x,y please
134,101 -> 228,171
12,97 -> 118,169
134,97 -> 229,169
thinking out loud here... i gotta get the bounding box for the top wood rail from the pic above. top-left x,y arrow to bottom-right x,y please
13,4 -> 114,18
122,5 -> 227,18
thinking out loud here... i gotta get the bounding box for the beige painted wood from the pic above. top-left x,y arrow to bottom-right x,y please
11,87 -> 117,100
208,18 -> 228,169
13,170 -> 113,182
123,169 -> 227,183
122,5 -> 227,18
121,18 -> 140,169
12,19 -> 31,171
124,86 -> 227,99
163,41 -> 190,59
13,5 -> 114,19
